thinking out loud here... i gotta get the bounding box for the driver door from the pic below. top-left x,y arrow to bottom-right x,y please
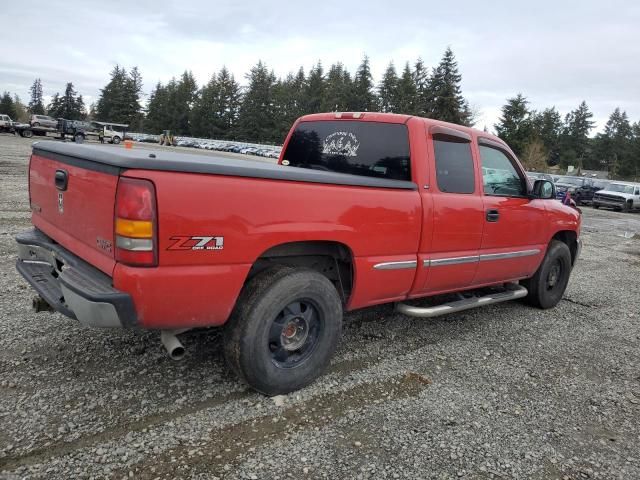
473,139 -> 548,285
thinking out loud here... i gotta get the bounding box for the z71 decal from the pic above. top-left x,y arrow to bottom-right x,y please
167,236 -> 224,251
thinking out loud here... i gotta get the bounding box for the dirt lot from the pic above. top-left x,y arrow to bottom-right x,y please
1,132 -> 639,479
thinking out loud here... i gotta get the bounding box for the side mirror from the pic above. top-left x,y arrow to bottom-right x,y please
532,179 -> 555,199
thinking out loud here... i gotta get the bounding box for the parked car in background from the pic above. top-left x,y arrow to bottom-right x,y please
526,172 -> 554,183
30,115 -> 58,128
554,176 -> 601,205
592,182 -> 640,212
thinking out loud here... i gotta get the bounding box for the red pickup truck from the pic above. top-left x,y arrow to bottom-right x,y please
16,112 -> 581,395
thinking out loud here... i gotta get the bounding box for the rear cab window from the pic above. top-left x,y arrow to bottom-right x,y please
281,121 -> 411,181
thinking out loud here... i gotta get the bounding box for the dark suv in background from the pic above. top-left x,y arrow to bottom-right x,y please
555,176 -> 610,205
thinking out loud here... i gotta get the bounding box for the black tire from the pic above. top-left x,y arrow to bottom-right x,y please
224,266 -> 343,395
521,240 -> 572,309
112,136 -> 121,144
623,201 -> 632,213
74,133 -> 84,143
21,129 -> 33,138
32,122 -> 40,127
593,203 -> 600,209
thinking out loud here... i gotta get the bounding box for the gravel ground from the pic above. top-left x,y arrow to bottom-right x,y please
1,132 -> 639,480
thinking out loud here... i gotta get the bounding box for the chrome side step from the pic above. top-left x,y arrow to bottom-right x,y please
395,284 -> 528,318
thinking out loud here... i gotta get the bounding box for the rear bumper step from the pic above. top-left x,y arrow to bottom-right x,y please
395,284 -> 528,318
15,228 -> 137,328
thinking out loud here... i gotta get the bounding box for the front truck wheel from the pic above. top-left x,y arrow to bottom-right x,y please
224,266 -> 343,395
522,240 -> 572,309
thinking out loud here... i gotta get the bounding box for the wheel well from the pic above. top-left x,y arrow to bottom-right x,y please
248,241 -> 354,303
551,230 -> 578,265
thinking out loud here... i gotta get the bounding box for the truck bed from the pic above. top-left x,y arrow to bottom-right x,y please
33,141 -> 417,190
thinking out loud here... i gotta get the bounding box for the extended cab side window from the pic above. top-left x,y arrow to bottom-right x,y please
479,145 -> 526,197
433,136 -> 475,194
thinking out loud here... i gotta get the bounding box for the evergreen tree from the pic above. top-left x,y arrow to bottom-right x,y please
494,94 -> 533,157
351,55 -> 377,111
428,47 -> 472,125
412,58 -> 430,117
631,122 -> 640,180
396,63 -> 418,115
560,101 -> 595,168
322,63 -> 352,112
273,69 -> 305,140
378,62 -> 399,113
0,92 -> 17,119
28,79 -> 45,115
237,61 -> 277,143
191,67 -> 241,139
96,65 -> 143,126
593,108 -> 634,177
145,81 -> 171,133
174,71 -> 198,135
47,83 -> 84,119
304,62 -> 325,114
531,107 -> 563,163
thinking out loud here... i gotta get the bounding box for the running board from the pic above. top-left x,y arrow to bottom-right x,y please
395,284 -> 528,318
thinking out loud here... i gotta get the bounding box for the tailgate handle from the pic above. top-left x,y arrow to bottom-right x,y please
54,169 -> 68,191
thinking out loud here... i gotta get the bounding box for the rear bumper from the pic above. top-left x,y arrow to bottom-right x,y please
15,228 -> 137,328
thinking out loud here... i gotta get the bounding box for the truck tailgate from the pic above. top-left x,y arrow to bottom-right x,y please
29,152 -> 118,275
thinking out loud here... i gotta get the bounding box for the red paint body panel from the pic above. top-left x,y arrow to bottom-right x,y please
29,154 -> 117,275
26,113 -> 581,329
113,263 -> 251,328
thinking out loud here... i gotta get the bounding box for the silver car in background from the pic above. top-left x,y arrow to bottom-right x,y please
30,115 -> 58,128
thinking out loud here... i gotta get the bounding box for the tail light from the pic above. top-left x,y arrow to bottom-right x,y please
114,177 -> 157,267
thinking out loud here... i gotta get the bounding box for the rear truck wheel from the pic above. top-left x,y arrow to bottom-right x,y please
74,133 -> 84,143
112,136 -> 121,144
21,129 -> 33,138
521,240 -> 572,309
224,266 -> 343,396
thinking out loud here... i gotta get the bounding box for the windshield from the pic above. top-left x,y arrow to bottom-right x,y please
608,184 -> 635,194
557,177 -> 584,186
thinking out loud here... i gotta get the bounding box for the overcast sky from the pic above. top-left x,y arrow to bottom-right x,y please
1,0 -> 639,133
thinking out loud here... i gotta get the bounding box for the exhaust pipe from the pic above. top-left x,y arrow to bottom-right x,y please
32,295 -> 53,313
160,330 -> 188,360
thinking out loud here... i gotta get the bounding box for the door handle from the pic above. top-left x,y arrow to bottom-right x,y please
486,209 -> 500,222
54,169 -> 68,191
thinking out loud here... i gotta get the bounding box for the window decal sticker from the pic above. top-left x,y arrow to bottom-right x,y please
322,131 -> 360,157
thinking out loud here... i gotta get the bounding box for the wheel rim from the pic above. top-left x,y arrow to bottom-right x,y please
268,300 -> 322,368
546,259 -> 563,291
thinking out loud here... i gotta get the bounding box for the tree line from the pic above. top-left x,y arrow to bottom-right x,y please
2,46 -> 639,179
495,95 -> 640,178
